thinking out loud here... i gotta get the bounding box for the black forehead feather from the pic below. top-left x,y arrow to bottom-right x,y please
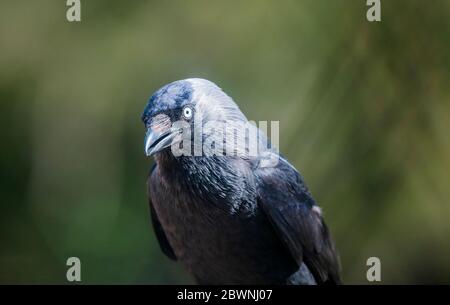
142,80 -> 193,122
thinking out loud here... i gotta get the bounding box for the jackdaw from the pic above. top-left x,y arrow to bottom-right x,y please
142,78 -> 341,285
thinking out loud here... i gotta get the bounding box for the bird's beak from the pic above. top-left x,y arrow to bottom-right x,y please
145,127 -> 180,156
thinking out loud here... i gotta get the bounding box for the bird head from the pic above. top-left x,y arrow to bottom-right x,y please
142,78 -> 248,157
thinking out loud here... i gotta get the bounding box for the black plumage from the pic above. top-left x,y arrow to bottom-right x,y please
143,78 -> 341,284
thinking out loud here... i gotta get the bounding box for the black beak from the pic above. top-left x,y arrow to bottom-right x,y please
144,127 -> 181,156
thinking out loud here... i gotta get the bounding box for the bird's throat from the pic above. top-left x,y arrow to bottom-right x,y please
155,153 -> 257,216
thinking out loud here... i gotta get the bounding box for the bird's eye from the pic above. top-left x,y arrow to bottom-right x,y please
182,106 -> 193,120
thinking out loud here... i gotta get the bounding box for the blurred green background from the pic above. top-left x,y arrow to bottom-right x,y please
1,0 -> 449,284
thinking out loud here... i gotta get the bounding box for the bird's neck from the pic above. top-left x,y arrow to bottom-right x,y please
155,152 -> 227,189
154,151 -> 257,215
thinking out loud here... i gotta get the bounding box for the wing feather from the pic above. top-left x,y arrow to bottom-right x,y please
256,158 -> 341,284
